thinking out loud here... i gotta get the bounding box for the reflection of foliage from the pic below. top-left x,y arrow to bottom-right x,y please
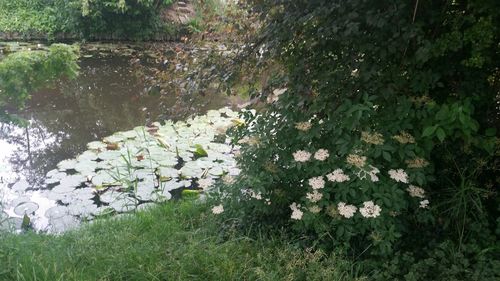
0,47 -> 228,187
0,44 -> 79,124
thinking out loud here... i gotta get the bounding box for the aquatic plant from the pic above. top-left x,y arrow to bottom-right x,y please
1,108 -> 240,232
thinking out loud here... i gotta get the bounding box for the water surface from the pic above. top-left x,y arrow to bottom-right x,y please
0,42 -> 236,229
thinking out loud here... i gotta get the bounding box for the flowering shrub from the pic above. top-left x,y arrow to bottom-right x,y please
212,0 -> 499,261
220,103 -> 435,255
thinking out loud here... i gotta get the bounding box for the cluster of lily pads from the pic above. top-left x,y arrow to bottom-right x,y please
3,108 -> 240,232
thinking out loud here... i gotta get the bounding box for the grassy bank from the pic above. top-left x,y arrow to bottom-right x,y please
0,201 -> 359,281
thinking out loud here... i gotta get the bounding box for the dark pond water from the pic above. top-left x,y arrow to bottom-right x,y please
0,42 -> 238,229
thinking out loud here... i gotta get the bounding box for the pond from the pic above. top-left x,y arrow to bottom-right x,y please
0,42 -> 241,232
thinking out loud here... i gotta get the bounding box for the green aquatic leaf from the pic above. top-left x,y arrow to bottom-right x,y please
193,144 -> 208,158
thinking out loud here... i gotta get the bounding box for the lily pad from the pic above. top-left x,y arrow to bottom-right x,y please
50,215 -> 79,233
59,174 -> 87,189
11,179 -> 30,192
92,171 -> 119,186
0,217 -> 22,231
74,160 -> 98,174
109,196 -> 138,213
45,206 -> 70,219
57,159 -> 78,171
209,166 -> 224,176
159,180 -> 184,192
97,150 -> 123,161
87,141 -> 107,151
14,202 -> 39,216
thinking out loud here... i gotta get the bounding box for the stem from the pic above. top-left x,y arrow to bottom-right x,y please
412,0 -> 420,23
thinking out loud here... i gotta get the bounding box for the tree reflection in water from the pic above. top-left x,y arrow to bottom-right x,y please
1,48 -> 232,191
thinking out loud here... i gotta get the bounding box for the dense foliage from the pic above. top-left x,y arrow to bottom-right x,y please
215,0 -> 499,279
0,0 -> 175,40
0,44 -> 79,123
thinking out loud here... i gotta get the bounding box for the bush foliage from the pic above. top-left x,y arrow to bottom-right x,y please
0,0 -> 175,40
214,0 -> 499,278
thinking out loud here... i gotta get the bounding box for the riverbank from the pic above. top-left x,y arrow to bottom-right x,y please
0,201 -> 357,280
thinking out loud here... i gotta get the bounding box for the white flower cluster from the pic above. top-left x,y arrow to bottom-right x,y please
246,189 -> 263,200
306,190 -> 323,203
308,176 -> 325,189
198,177 -> 214,190
337,202 -> 357,218
293,150 -> 311,162
419,199 -> 429,208
295,121 -> 312,131
237,136 -> 259,145
290,202 -> 303,220
359,201 -> 382,218
388,169 -> 409,183
326,169 -> 350,182
346,154 -> 367,168
212,204 -> 224,214
407,185 -> 425,198
309,205 -> 322,214
314,149 -> 329,161
222,175 -> 235,184
361,131 -> 384,145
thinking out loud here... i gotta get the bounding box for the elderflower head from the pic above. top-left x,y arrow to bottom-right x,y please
295,121 -> 312,131
293,150 -> 311,162
265,198 -> 271,205
368,166 -> 380,182
388,169 -> 409,183
392,131 -> 415,144
419,199 -> 430,209
290,202 -> 304,220
308,176 -> 325,189
314,149 -> 330,161
237,136 -> 259,146
326,169 -> 350,182
406,158 -> 429,168
337,202 -> 357,218
361,131 -> 384,145
359,201 -> 382,218
346,154 -> 367,168
306,190 -> 323,203
407,185 -> 426,198
222,175 -> 235,184
314,149 -> 329,161
198,177 -> 214,190
309,205 -> 322,214
211,204 -> 224,214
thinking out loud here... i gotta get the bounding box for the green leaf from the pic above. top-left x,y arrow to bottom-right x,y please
422,126 -> 437,137
436,127 -> 446,142
336,225 -> 345,238
485,128 -> 496,137
435,105 -> 449,121
382,151 -> 391,162
193,144 -> 208,158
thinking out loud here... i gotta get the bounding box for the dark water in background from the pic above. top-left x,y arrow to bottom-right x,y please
0,43 -> 234,192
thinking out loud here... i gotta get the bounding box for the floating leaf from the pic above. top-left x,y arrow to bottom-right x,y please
193,144 -> 208,157
14,202 -> 39,216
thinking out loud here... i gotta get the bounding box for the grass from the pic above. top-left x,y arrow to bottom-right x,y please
0,201 -> 360,281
